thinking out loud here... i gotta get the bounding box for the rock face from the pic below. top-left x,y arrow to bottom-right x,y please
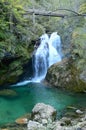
31,103 -> 57,124
0,56 -> 33,87
46,58 -> 86,92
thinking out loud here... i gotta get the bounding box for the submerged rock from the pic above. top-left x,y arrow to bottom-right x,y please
15,113 -> 31,125
15,118 -> 28,125
0,89 -> 17,97
76,110 -> 83,114
1,129 -> 9,130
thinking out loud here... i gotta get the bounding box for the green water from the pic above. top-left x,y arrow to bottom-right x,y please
0,82 -> 86,125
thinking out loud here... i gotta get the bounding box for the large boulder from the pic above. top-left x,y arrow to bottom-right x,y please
46,58 -> 86,92
31,103 -> 57,124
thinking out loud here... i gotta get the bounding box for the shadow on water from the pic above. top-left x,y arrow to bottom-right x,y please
0,82 -> 86,126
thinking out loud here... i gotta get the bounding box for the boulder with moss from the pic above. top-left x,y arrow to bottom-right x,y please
46,58 -> 86,92
46,23 -> 86,93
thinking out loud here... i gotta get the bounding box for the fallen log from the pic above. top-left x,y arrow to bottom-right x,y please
24,9 -> 67,18
24,9 -> 86,18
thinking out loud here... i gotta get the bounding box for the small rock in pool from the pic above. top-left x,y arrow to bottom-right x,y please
15,117 -> 28,125
76,110 -> 83,114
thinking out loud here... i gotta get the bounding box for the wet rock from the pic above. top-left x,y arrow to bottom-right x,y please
76,110 -> 83,114
67,106 -> 77,110
60,117 -> 72,125
27,120 -> 46,130
15,113 -> 31,125
15,118 -> 28,125
0,122 -> 27,130
41,119 -> 48,125
31,103 -> 57,123
77,121 -> 86,128
52,121 -> 64,130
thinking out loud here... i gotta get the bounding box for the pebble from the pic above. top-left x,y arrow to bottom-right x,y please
76,110 -> 83,114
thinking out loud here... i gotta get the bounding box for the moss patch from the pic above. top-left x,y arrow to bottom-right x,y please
46,59 -> 86,92
0,89 -> 17,97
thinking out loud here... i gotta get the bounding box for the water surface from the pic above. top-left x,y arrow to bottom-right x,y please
0,83 -> 86,125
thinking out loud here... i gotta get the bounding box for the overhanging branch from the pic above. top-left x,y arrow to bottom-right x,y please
24,9 -> 66,18
54,8 -> 79,15
24,9 -> 86,18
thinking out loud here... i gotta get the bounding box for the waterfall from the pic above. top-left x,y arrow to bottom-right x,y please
15,32 -> 62,86
33,34 -> 49,82
33,32 -> 61,82
48,32 -> 61,67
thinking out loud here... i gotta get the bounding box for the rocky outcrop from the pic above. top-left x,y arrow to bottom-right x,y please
0,56 -> 33,87
31,103 -> 57,124
28,103 -> 86,130
1,103 -> 86,130
46,58 -> 86,92
27,121 -> 46,130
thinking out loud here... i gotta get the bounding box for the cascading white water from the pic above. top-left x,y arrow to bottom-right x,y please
33,34 -> 49,82
48,32 -> 61,67
15,32 -> 62,86
33,32 -> 62,82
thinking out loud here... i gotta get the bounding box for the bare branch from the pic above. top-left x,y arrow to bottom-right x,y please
24,9 -> 66,18
53,8 -> 79,15
24,9 -> 86,18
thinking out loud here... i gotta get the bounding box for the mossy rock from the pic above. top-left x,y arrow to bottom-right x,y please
0,68 -> 23,86
0,58 -> 25,86
0,89 -> 18,97
0,123 -> 27,130
46,58 -> 86,92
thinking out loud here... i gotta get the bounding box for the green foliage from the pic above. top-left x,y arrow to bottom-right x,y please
0,0 -> 32,60
0,0 -> 86,86
79,2 -> 86,14
72,26 -> 86,70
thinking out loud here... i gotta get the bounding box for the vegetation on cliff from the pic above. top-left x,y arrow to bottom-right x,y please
0,0 -> 45,86
0,0 -> 86,89
46,1 -> 86,92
